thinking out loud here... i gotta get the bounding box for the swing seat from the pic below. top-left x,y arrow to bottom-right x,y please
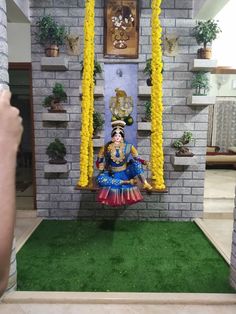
75,177 -> 168,193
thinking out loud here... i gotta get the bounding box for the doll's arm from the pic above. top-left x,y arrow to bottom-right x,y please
130,145 -> 149,165
96,146 -> 105,171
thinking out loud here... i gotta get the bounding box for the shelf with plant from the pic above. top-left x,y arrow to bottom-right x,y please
172,131 -> 194,157
192,19 -> 221,60
80,59 -> 102,85
44,138 -> 68,173
171,132 -> 197,166
143,58 -> 152,86
42,83 -> 68,114
188,72 -> 216,106
138,100 -> 151,131
93,111 -> 104,139
36,15 -> 67,57
79,60 -> 103,96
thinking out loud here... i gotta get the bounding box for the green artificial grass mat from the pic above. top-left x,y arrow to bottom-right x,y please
17,220 -> 235,293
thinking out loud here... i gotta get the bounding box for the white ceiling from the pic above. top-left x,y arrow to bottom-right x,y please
6,0 -> 30,23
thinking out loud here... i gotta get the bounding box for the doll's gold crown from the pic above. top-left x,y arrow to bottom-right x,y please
111,120 -> 126,137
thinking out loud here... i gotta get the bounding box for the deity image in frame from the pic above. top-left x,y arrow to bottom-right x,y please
104,0 -> 139,58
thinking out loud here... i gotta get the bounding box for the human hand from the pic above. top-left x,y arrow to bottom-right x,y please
0,90 -> 23,153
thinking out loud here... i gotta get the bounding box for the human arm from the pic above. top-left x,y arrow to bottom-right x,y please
0,90 -> 23,296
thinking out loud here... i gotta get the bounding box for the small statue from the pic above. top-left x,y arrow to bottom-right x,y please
109,88 -> 133,120
96,120 -> 152,207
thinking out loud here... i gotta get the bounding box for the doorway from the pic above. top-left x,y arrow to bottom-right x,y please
9,63 -> 36,210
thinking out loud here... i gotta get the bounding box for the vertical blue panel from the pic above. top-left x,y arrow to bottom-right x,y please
104,63 -> 138,146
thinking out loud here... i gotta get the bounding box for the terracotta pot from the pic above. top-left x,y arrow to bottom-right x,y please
45,45 -> 59,57
198,48 -> 212,59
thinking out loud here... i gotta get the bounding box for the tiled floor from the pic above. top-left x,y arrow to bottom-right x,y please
204,169 -> 235,219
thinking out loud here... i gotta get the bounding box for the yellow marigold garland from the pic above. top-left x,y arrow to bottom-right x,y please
77,0 -> 95,187
151,0 -> 165,189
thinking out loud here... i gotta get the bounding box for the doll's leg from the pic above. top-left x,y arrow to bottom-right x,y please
126,160 -> 152,190
137,174 -> 152,190
97,172 -> 134,187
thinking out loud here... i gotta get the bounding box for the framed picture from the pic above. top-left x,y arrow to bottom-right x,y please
104,0 -> 139,59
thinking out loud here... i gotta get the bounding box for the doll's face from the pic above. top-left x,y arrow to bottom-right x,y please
113,133 -> 122,143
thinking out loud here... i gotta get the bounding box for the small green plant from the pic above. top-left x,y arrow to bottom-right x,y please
191,72 -> 210,95
93,111 -> 104,137
141,100 -> 151,122
192,19 -> 221,49
172,131 -> 194,156
42,83 -> 67,111
36,15 -> 67,47
46,138 -> 67,163
80,60 -> 102,84
143,58 -> 163,86
143,58 -> 152,77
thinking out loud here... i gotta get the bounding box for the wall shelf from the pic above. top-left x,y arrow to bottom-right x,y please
138,86 -> 151,97
137,122 -> 151,131
42,112 -> 69,122
44,163 -> 70,173
41,56 -> 69,71
190,59 -> 217,72
79,86 -> 104,97
93,138 -> 104,147
188,95 -> 216,106
171,155 -> 198,166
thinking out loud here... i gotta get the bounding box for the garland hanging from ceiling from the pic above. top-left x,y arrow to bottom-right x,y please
151,0 -> 165,190
77,0 -> 95,187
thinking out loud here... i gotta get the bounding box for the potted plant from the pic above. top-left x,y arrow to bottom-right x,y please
36,15 -> 67,57
80,59 -> 102,84
143,58 -> 152,86
143,58 -> 163,86
191,72 -> 210,95
93,111 -> 104,138
46,138 -> 67,164
172,131 -> 194,157
192,19 -> 221,59
42,82 -> 67,112
141,100 -> 151,122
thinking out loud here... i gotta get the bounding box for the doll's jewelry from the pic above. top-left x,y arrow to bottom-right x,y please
108,142 -> 125,164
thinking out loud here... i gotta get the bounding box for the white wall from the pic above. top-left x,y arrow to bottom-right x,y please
212,0 -> 236,67
7,23 -> 31,62
209,74 -> 236,97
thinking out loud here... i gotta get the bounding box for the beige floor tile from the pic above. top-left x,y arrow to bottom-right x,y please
15,216 -> 42,252
195,218 -> 233,263
204,169 -> 236,199
1,303 -> 236,314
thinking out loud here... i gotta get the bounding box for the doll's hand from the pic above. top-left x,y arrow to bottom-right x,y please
144,161 -> 151,169
99,164 -> 104,171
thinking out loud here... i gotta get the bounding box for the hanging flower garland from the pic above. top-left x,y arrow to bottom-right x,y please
77,0 -> 95,187
151,0 -> 165,190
